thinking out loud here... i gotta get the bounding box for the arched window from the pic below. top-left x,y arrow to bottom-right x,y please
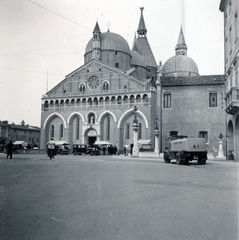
138,123 -> 142,139
79,83 -> 86,94
107,116 -> 110,140
126,123 -> 130,139
88,113 -> 95,124
60,124 -> 63,138
130,95 -> 135,106
50,125 -> 54,138
44,101 -> 49,110
103,82 -> 109,91
76,117 -> 80,139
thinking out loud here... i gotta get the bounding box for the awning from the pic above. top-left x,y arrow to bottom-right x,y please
54,141 -> 69,145
137,139 -> 151,145
13,141 -> 28,147
94,141 -> 111,145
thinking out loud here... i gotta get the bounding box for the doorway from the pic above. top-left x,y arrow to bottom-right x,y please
88,136 -> 96,146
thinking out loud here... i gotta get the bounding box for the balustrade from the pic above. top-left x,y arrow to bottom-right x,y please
225,87 -> 239,114
42,101 -> 148,111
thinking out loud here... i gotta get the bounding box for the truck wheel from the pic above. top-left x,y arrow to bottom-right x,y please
164,152 -> 171,163
176,153 -> 184,165
198,154 -> 207,165
73,151 -> 77,156
198,158 -> 206,165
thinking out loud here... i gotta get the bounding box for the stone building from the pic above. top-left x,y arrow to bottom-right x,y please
40,8 -> 226,156
0,120 -> 40,148
220,0 -> 239,161
159,28 -> 226,154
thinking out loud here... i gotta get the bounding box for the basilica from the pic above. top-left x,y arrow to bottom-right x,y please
40,8 -> 225,156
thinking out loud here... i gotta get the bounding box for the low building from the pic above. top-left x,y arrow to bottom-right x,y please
0,120 -> 41,148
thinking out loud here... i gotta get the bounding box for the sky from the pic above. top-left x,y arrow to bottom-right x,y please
0,0 -> 224,127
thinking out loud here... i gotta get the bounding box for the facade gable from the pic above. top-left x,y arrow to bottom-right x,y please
46,59 -> 148,98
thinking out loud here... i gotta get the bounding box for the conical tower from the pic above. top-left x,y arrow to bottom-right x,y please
175,26 -> 187,56
137,7 -> 147,38
134,7 -> 157,84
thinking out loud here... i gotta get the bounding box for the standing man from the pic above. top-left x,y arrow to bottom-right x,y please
6,140 -> 14,159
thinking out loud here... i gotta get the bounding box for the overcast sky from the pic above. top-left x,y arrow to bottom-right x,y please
0,0 -> 224,127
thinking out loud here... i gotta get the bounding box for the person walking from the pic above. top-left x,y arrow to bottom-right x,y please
46,138 -> 56,160
6,140 -> 14,159
113,145 -> 117,155
102,146 -> 106,155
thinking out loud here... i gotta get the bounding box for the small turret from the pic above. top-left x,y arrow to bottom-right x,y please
137,7 -> 147,38
175,26 -> 187,56
92,21 -> 101,60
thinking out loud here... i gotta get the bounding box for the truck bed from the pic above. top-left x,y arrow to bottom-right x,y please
171,138 -> 206,152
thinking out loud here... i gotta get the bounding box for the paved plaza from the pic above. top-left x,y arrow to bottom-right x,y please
0,153 -> 238,240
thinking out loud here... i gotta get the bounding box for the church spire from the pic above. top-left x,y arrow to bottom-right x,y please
175,26 -> 187,56
137,7 -> 147,38
93,21 -> 101,34
92,21 -> 101,60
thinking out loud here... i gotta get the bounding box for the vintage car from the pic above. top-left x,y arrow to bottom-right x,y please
73,144 -> 87,155
85,145 -> 101,155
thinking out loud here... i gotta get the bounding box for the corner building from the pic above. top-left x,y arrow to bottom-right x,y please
220,0 -> 239,161
160,28 -> 226,154
40,8 -> 226,156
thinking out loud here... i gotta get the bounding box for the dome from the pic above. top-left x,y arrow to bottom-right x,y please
130,51 -> 146,68
85,32 -> 131,56
162,55 -> 199,76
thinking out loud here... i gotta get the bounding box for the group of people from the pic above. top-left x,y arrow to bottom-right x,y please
102,145 -> 117,155
5,139 -> 118,160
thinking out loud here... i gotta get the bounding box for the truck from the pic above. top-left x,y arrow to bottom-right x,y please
164,135 -> 207,165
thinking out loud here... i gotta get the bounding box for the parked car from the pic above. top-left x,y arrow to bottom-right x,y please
85,145 -> 100,155
73,144 -> 87,155
56,145 -> 69,155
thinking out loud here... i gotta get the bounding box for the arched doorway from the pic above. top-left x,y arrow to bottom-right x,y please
68,113 -> 84,146
85,128 -> 98,146
227,120 -> 234,152
235,115 -> 239,161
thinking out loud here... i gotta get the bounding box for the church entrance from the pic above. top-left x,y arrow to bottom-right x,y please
88,136 -> 96,146
85,129 -> 97,146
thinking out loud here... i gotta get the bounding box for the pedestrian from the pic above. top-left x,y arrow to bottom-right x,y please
113,145 -> 117,155
123,146 -> 127,156
46,138 -> 56,160
6,140 -> 14,159
102,146 -> 106,155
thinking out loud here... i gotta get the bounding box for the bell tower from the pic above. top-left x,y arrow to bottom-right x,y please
92,21 -> 101,60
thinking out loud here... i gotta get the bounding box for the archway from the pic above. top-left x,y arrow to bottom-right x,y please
227,120 -> 234,158
68,112 -> 85,146
234,115 -> 239,161
118,109 -> 148,153
85,128 -> 98,146
43,113 -> 65,145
